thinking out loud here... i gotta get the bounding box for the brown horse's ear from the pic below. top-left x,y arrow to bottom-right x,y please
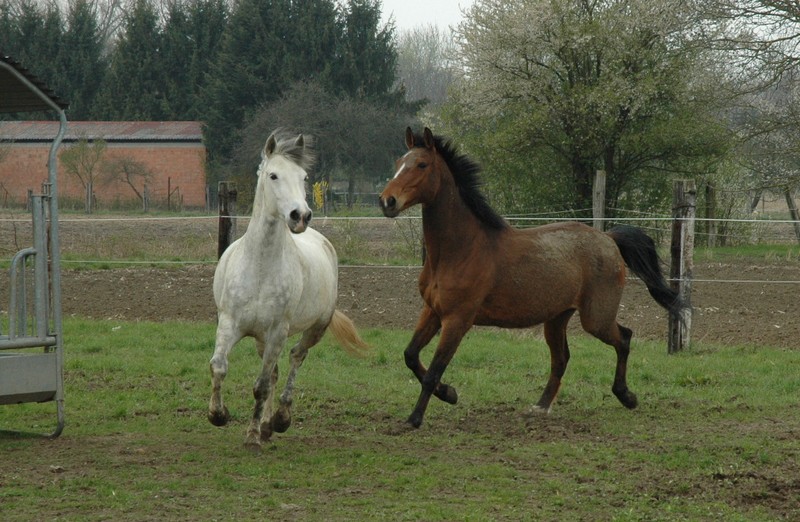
405,127 -> 414,150
423,127 -> 435,150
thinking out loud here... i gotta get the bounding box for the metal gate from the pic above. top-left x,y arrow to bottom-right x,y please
1,55 -> 68,437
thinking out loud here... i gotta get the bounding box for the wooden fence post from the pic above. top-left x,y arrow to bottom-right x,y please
668,179 -> 696,353
593,170 -> 606,231
217,181 -> 237,259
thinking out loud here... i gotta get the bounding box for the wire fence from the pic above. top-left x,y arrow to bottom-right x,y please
2,212 -> 800,284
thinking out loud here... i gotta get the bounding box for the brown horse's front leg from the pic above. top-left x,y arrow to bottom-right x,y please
404,306 -> 458,405
407,319 -> 469,428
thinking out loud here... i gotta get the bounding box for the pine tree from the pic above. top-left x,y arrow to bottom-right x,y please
333,0 -> 397,101
60,0 -> 106,120
97,0 -> 164,120
202,0 -> 339,160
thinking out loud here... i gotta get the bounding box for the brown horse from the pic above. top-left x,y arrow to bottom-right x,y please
379,127 -> 682,428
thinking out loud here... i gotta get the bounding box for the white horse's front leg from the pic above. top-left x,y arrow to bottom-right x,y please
244,329 -> 286,450
257,339 -> 279,441
208,318 -> 241,427
272,326 -> 325,433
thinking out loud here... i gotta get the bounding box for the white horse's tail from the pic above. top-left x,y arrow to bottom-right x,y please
328,309 -> 371,357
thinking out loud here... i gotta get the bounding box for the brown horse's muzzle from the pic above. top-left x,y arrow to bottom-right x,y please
379,193 -> 400,218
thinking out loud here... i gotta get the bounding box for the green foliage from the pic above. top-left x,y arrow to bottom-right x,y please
199,0 -> 409,164
59,0 -> 107,120
0,0 -> 404,171
331,0 -> 397,101
95,0 -> 164,120
445,0 -> 731,214
159,0 -> 228,120
230,80 -> 417,204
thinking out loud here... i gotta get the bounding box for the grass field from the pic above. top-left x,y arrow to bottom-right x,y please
1,318 -> 798,520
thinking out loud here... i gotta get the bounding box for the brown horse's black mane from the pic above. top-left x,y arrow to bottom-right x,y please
410,132 -> 508,230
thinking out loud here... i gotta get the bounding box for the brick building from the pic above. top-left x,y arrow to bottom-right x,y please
0,121 -> 206,209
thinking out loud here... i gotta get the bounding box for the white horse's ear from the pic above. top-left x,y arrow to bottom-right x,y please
263,133 -> 277,159
405,127 -> 414,150
423,127 -> 435,150
295,134 -> 304,148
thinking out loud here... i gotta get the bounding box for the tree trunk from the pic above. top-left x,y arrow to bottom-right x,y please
749,189 -> 763,213
572,160 -> 594,210
85,180 -> 93,214
783,187 -> 800,244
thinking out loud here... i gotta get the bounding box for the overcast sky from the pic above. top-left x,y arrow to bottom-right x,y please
378,0 -> 475,32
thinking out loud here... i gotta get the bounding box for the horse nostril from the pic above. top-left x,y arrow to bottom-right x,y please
387,196 -> 396,209
290,210 -> 300,222
305,211 -> 312,224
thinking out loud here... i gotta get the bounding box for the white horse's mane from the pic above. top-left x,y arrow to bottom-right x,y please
268,129 -> 316,171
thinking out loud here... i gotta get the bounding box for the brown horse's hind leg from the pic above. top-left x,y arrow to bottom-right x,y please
404,306 -> 458,405
587,320 -> 638,409
610,325 -> 637,409
534,309 -> 575,413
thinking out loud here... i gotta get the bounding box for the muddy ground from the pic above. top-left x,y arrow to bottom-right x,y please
52,258 -> 800,349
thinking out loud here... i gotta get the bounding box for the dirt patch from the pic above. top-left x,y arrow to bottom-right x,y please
50,259 -> 800,349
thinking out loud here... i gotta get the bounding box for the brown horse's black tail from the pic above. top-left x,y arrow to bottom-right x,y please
608,225 -> 683,315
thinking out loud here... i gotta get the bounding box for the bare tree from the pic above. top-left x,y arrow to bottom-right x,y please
102,155 -> 153,209
396,24 -> 458,108
59,137 -> 107,213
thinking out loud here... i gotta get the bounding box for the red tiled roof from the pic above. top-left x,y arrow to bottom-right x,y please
0,121 -> 203,142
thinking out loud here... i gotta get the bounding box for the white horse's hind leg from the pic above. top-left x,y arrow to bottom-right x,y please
272,326 -> 325,434
208,318 -> 241,426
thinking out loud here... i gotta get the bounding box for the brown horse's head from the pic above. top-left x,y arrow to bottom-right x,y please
379,127 -> 442,217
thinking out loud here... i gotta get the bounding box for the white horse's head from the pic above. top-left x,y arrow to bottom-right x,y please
257,132 -> 314,234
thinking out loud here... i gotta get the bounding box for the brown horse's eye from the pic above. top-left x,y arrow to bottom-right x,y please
417,162 -> 428,169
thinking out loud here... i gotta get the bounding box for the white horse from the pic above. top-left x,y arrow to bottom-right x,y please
208,130 -> 369,450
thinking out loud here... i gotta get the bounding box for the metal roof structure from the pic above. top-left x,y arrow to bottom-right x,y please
0,53 -> 67,438
0,55 -> 69,113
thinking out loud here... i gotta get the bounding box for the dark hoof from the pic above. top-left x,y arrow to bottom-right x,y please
208,406 -> 230,427
615,389 -> 638,409
436,384 -> 458,405
271,410 -> 292,433
406,414 -> 423,429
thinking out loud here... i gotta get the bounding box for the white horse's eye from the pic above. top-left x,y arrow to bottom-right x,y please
270,173 -> 278,180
